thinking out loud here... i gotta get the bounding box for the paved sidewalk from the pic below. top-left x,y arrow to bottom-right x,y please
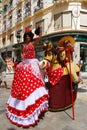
0,74 -> 87,130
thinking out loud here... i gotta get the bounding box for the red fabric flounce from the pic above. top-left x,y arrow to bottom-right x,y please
7,95 -> 48,117
48,67 -> 63,86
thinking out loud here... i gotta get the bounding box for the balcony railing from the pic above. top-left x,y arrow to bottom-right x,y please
8,5 -> 13,13
34,5 -> 43,13
16,16 -> 22,23
52,0 -> 87,2
7,22 -> 12,30
2,26 -> 6,32
34,0 -> 43,13
52,0 -> 72,3
23,11 -> 31,18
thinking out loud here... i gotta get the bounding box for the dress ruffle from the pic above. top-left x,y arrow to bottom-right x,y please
6,87 -> 48,127
6,59 -> 48,127
6,101 -> 48,127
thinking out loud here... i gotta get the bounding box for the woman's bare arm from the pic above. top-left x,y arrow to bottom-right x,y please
33,32 -> 42,47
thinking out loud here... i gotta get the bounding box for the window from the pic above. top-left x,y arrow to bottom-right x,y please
54,11 -> 72,30
9,0 -> 13,5
8,15 -> 12,28
16,8 -> 22,22
62,12 -> 72,28
80,12 -> 87,27
10,34 -> 14,45
34,0 -> 43,12
37,0 -> 43,8
3,20 -> 6,31
2,38 -> 6,46
54,13 -> 62,30
80,44 -> 87,72
3,4 -> 8,12
25,1 -> 31,16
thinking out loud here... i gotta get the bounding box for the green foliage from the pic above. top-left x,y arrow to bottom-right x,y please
14,45 -> 22,56
9,0 -> 13,5
3,4 -> 8,12
0,9 -> 2,14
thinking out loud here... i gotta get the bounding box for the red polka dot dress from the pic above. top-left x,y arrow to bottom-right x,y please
48,68 -> 64,86
6,43 -> 48,128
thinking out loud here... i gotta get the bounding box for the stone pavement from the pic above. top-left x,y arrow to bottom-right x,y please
0,74 -> 87,130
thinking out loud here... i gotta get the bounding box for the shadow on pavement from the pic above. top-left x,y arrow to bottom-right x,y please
78,88 -> 87,92
7,128 -> 16,130
0,109 -> 6,113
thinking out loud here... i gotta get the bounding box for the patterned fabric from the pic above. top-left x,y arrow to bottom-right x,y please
6,44 -> 48,128
48,67 -> 64,86
23,43 -> 35,59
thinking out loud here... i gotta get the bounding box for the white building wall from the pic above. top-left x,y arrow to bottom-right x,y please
69,2 -> 81,30
0,1 -> 87,67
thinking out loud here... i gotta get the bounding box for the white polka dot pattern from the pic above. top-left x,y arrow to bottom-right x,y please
48,67 -> 64,86
6,43 -> 48,127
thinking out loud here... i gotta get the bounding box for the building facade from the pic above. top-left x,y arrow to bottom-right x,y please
0,0 -> 2,36
0,0 -> 87,73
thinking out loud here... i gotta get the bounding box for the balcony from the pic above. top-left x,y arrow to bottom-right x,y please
52,0 -> 87,3
3,4 -> 8,16
7,22 -> 12,30
8,4 -> 13,13
16,16 -> 22,23
2,26 -> 6,32
16,8 -> 22,23
34,0 -> 43,13
8,0 -> 13,12
23,11 -> 31,18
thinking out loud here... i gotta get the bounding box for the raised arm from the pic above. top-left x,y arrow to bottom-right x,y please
33,33 -> 42,46
33,26 -> 42,47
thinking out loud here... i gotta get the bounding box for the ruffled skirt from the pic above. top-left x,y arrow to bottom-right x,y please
6,59 -> 48,127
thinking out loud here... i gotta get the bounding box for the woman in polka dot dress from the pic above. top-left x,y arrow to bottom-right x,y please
6,28 -> 48,128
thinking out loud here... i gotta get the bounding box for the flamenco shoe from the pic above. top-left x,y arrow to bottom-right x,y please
73,82 -> 78,90
39,112 -> 45,119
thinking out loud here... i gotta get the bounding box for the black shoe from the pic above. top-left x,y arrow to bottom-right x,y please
73,82 -> 78,90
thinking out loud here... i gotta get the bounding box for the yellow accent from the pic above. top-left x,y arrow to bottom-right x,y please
58,36 -> 75,47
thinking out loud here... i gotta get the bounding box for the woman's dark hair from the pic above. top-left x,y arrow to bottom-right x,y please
23,31 -> 34,42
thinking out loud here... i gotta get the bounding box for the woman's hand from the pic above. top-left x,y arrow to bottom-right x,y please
33,26 -> 42,46
39,60 -> 48,69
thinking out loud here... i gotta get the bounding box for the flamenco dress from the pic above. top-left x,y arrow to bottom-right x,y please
48,67 -> 77,111
6,43 -> 48,127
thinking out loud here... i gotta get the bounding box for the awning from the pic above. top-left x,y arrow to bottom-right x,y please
41,31 -> 87,42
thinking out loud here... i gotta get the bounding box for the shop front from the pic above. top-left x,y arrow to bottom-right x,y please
80,44 -> 87,72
